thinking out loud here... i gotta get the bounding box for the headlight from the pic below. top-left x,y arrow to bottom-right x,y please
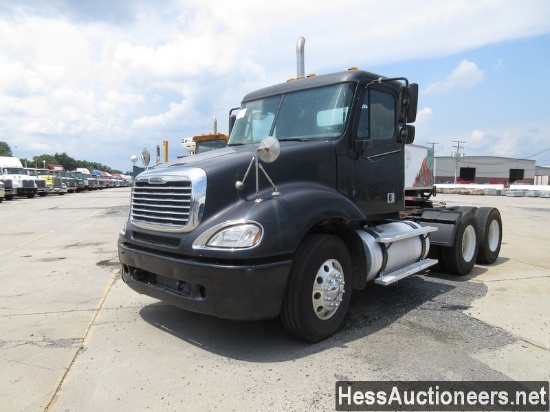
193,220 -> 263,250
207,224 -> 262,248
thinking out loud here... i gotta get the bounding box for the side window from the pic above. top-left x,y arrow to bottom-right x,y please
370,89 -> 396,140
357,102 -> 369,138
358,89 -> 396,140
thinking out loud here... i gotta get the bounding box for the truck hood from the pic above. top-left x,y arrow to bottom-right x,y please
138,140 -> 338,220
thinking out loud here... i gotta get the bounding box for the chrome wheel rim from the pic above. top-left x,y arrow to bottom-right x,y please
463,225 -> 477,262
311,259 -> 345,320
487,219 -> 500,252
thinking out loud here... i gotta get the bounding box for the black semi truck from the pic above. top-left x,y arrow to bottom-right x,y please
118,67 -> 502,342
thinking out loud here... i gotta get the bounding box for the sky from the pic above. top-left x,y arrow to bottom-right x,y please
1,0 -> 550,173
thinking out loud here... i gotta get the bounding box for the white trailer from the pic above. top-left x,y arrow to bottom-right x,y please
405,144 -> 435,198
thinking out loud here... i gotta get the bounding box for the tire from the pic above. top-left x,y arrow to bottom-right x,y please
427,245 -> 445,273
281,235 -> 352,342
26,193 -> 35,199
475,207 -> 502,264
6,195 -> 14,201
441,212 -> 479,276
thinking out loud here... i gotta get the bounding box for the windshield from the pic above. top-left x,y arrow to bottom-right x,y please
196,139 -> 228,154
229,83 -> 354,145
4,167 -> 26,174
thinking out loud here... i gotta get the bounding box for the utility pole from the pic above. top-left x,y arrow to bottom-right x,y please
426,142 -> 439,152
451,140 -> 465,184
426,142 -> 439,181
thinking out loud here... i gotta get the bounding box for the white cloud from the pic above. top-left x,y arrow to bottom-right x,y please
414,107 -> 434,141
424,60 -> 484,94
431,121 -> 550,160
0,0 -> 549,170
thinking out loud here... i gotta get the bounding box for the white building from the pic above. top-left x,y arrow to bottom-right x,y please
535,166 -> 550,185
434,156 -> 536,184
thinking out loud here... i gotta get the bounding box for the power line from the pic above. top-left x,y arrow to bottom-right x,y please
525,147 -> 550,159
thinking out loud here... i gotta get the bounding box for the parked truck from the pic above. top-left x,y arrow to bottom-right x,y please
24,169 -> 48,197
75,168 -> 98,190
0,156 -> 38,199
118,67 -> 503,342
25,168 -> 67,195
25,168 -> 58,196
182,118 -> 229,155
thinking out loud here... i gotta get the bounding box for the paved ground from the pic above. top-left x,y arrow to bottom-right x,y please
0,189 -> 548,411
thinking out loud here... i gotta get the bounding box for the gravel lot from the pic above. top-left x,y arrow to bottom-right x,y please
0,189 -> 548,411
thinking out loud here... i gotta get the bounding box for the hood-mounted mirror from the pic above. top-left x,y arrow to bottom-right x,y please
141,148 -> 151,169
257,136 -> 280,163
235,136 -> 281,202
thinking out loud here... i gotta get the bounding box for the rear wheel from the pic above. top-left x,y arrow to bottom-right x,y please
475,207 -> 502,264
441,212 -> 479,276
281,235 -> 352,342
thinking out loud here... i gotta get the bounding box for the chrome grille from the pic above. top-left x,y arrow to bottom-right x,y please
130,169 -> 206,233
35,179 -> 46,188
132,179 -> 192,230
22,179 -> 35,188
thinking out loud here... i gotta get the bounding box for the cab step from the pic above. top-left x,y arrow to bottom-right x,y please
374,258 -> 438,286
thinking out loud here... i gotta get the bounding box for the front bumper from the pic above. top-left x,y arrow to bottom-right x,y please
118,241 -> 291,320
16,187 -> 37,195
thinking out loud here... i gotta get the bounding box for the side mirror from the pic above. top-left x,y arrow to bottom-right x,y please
141,148 -> 150,169
406,83 -> 418,123
398,83 -> 418,123
229,107 -> 240,136
397,125 -> 415,144
229,115 -> 236,135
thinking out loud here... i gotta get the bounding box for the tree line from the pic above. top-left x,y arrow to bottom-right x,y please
0,141 -> 124,174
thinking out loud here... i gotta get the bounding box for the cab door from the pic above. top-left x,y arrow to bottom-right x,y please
351,85 -> 404,219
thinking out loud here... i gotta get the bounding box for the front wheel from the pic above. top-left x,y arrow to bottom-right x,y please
441,212 -> 479,276
281,235 -> 352,342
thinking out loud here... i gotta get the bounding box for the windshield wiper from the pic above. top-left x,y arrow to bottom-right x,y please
279,138 -> 308,142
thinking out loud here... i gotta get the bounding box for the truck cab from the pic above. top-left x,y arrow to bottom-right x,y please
119,69 -> 502,342
0,157 -> 38,199
26,168 -> 67,195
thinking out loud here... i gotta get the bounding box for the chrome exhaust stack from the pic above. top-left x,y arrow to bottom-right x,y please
296,36 -> 305,78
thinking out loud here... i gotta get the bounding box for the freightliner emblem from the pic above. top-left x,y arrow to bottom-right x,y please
148,177 -> 166,184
